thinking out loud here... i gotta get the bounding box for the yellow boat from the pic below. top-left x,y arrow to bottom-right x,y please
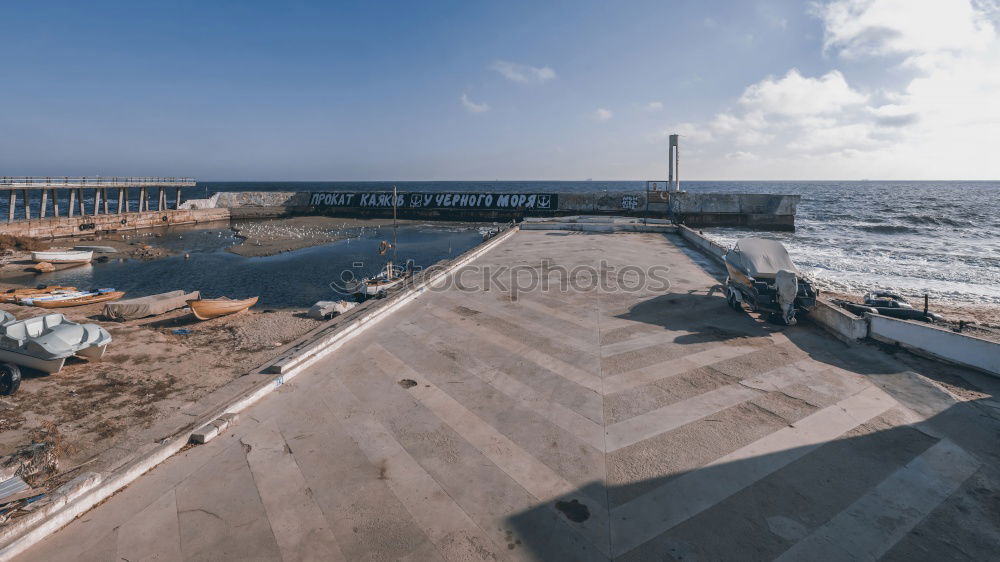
33,291 -> 126,309
186,296 -> 258,320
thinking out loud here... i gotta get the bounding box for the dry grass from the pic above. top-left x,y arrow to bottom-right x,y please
0,235 -> 50,252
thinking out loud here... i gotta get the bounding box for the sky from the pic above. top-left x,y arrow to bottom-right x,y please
2,0 -> 999,181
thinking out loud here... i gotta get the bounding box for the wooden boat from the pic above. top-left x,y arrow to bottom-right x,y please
0,286 -> 77,304
30,250 -> 93,264
186,296 -> 258,320
32,291 -> 125,309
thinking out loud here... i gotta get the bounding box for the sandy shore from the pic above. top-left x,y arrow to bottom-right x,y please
824,290 -> 1000,342
0,300 -> 324,472
229,216 -> 421,257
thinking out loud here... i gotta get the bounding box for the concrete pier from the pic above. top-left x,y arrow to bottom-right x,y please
13,229 -> 999,561
0,177 -> 234,238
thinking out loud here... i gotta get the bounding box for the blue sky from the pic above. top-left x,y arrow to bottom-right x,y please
2,1 -> 998,180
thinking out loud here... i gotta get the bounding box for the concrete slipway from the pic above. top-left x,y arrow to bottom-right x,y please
14,230 -> 1000,560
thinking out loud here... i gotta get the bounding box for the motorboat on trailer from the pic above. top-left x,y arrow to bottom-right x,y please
0,311 -> 112,376
723,238 -> 817,325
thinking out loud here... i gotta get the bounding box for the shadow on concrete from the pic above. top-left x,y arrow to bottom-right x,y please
504,399 -> 1000,561
615,291 -> 785,345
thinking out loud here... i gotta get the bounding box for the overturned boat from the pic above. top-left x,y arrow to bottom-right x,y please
724,238 -> 817,325
0,311 -> 112,373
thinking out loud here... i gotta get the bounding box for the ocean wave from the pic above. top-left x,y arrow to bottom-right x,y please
856,224 -> 920,234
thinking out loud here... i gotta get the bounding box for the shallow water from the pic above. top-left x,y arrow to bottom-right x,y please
16,223 -> 485,308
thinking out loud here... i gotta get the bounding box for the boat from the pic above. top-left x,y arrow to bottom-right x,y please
723,238 -> 817,325
186,296 -> 258,320
30,250 -> 93,264
0,311 -> 112,373
0,286 -> 77,304
72,245 -> 118,254
352,185 -> 414,299
19,288 -> 116,305
103,290 -> 201,321
27,290 -> 126,309
353,260 -> 414,298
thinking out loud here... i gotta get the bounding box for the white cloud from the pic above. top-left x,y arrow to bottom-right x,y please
459,94 -> 490,113
726,151 -> 759,161
593,108 -> 613,121
739,69 -> 868,116
816,0 -> 995,58
652,0 -> 1000,178
643,101 -> 664,111
491,60 -> 556,83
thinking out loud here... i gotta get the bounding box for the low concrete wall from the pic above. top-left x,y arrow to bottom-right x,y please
868,314 -> 1000,376
0,208 -> 231,239
678,225 -> 728,260
810,299 -> 870,342
209,190 -> 798,229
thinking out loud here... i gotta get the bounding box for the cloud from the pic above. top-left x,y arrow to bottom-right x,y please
593,108 -> 613,121
459,94 -> 490,113
738,69 -> 868,116
652,0 -> 1000,178
491,60 -> 556,83
643,101 -> 664,111
816,0 -> 995,58
726,151 -> 759,161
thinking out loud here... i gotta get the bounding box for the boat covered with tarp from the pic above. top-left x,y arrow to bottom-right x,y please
723,237 -> 817,325
103,290 -> 201,321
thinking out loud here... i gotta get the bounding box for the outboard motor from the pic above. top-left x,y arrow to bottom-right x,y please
775,269 -> 798,325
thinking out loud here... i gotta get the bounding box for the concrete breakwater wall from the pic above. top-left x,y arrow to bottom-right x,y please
214,190 -> 799,229
0,208 -> 231,239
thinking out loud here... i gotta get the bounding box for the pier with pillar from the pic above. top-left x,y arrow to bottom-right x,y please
0,177 -> 231,238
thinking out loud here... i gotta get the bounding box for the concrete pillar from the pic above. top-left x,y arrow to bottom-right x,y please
139,187 -> 147,212
123,188 -> 130,213
93,188 -> 102,215
40,189 -> 48,219
157,187 -> 164,211
22,190 -> 30,220
175,187 -> 182,210
52,189 -> 60,217
102,188 -> 110,214
77,188 -> 85,217
8,191 -> 16,222
68,189 -> 76,217
668,134 -> 680,192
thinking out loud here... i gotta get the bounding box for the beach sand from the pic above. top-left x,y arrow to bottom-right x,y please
0,300 -> 324,472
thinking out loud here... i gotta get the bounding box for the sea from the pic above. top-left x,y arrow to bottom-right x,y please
197,181 -> 1000,305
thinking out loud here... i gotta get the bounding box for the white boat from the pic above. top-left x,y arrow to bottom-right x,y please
352,185 -> 414,299
30,250 -> 93,264
0,311 -> 111,373
354,261 -> 410,298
